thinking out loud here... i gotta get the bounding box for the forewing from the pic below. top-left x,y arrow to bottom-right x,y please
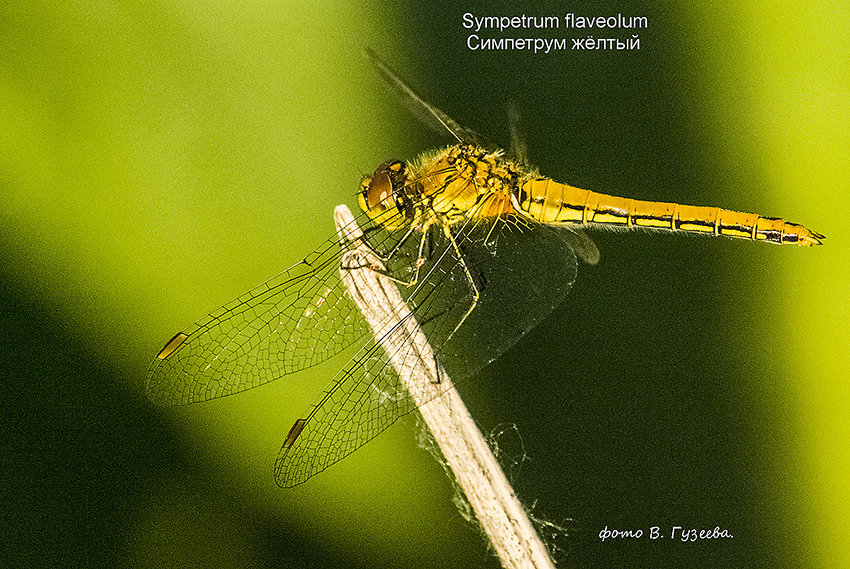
365,48 -> 489,147
145,209 -> 408,406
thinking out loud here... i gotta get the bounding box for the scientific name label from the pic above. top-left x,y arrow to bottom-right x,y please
462,12 -> 648,53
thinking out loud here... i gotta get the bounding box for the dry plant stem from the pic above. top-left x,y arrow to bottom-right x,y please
335,205 -> 556,569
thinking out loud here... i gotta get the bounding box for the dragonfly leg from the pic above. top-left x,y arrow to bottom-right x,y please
341,221 -> 432,289
376,226 -> 433,289
374,223 -> 418,265
442,224 -> 480,343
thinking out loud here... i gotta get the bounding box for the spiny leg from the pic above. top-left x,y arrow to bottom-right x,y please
345,222 -> 431,288
373,222 -> 418,268
379,225 -> 432,288
442,224 -> 481,343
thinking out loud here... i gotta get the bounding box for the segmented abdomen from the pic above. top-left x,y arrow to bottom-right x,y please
517,178 -> 823,246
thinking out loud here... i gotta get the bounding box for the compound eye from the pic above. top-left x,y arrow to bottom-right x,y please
365,170 -> 392,211
363,160 -> 405,212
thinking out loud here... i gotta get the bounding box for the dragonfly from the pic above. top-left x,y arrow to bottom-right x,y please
146,50 -> 824,488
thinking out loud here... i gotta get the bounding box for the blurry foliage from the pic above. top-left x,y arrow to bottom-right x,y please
0,1 -> 845,568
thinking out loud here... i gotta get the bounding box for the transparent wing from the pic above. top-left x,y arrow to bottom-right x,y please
275,335 -> 416,487
561,226 -> 600,265
145,207 -> 410,406
506,101 -> 529,166
275,210 -> 579,487
503,99 -> 600,265
365,48 -> 491,148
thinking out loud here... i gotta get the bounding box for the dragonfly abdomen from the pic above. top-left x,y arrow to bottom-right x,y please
517,178 -> 823,246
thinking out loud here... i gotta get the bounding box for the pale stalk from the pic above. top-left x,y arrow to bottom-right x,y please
335,205 -> 556,569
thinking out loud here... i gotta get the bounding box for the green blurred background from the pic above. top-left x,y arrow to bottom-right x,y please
1,1 -> 846,568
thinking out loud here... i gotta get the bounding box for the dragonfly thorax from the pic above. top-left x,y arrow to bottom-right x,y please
416,144 -> 523,225
360,145 -> 525,231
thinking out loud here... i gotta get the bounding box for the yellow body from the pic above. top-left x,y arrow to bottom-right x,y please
361,144 -> 824,247
147,52 -> 827,491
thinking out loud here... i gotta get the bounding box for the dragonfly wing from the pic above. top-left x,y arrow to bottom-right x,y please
560,226 -> 600,265
274,335 -> 417,488
364,48 -> 490,148
419,215 -> 579,379
506,101 -> 530,166
274,212 -> 580,486
145,209 -> 411,406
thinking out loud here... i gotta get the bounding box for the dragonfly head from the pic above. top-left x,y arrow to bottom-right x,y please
359,160 -> 409,229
